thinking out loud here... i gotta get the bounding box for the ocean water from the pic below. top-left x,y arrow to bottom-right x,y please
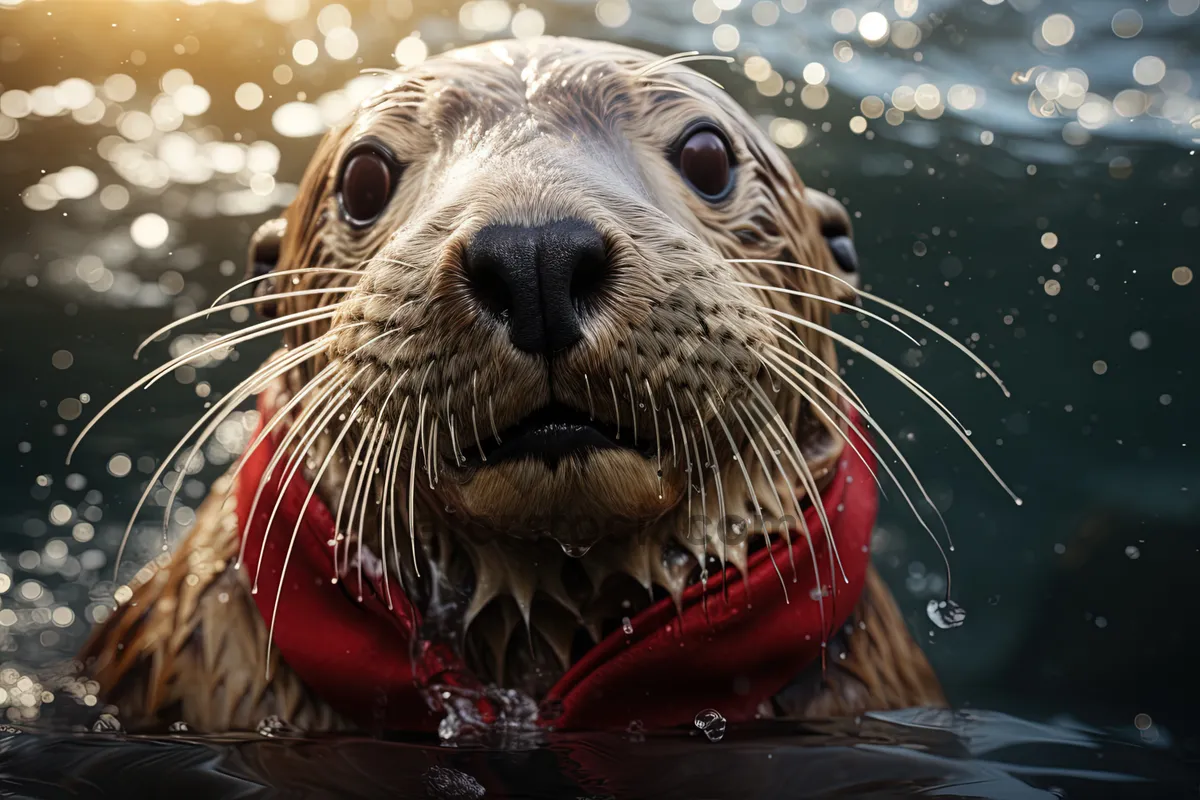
0,0 -> 1197,795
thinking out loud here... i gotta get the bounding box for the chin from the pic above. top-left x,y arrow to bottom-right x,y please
450,449 -> 681,546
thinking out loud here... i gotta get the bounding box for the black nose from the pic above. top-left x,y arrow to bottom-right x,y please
463,219 -> 608,356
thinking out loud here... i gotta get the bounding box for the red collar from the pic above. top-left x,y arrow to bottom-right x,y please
237,398 -> 877,732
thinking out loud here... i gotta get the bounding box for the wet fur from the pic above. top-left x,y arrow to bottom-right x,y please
81,38 -> 944,730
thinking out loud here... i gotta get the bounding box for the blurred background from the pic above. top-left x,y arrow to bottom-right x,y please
0,0 -> 1196,747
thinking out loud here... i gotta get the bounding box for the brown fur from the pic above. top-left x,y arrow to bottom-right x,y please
81,37 -> 943,731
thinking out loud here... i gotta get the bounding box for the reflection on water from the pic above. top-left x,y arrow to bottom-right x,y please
0,0 -> 1198,787
0,710 -> 1196,798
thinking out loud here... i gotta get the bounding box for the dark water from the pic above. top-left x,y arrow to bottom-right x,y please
1,711 -> 1198,799
0,0 -> 1198,794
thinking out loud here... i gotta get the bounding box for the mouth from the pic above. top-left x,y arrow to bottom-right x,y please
463,401 -> 654,468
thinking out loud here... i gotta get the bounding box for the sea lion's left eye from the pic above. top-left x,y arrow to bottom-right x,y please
675,124 -> 734,201
337,143 -> 400,227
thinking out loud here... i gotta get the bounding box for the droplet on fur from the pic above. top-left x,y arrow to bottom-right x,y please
622,616 -> 633,635
694,708 -> 727,742
169,720 -> 189,733
927,598 -> 966,629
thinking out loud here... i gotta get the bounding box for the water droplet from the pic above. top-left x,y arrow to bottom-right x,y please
0,724 -> 23,735
694,708 -> 727,742
559,541 -> 593,558
926,598 -> 966,629
168,720 -> 189,733
626,719 -> 646,742
91,713 -> 123,733
422,766 -> 486,800
621,616 -> 633,635
256,714 -> 296,737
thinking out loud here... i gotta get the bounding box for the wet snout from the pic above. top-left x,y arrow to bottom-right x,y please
462,219 -> 611,357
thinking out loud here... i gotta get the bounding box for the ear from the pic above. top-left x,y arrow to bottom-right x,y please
803,188 -> 860,292
246,217 -> 287,318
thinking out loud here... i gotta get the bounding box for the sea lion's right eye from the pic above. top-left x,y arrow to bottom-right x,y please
337,143 -> 400,227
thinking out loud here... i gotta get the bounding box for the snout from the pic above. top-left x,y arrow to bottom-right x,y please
462,219 -> 612,357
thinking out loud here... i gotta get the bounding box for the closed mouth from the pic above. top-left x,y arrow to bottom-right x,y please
463,402 -> 653,468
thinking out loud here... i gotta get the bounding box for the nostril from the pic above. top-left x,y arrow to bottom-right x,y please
466,254 -> 513,322
569,237 -> 609,315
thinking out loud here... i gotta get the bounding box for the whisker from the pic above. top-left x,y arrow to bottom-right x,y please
209,267 -> 364,309
727,257 -> 1009,396
740,382 -> 842,586
354,419 -> 389,601
427,416 -> 440,490
231,319 -> 401,567
664,384 -> 699,556
740,281 -> 921,348
635,50 -> 699,76
383,400 -> 412,606
609,379 -> 621,439
755,326 -> 886,495
686,426 -> 710,602
248,373 -> 352,592
730,401 -> 797,581
235,343 -> 350,573
487,395 -> 501,443
265,400 -> 364,679
139,306 -> 342,386
646,379 -> 663,497
470,370 -> 486,462
762,305 -> 968,435
762,305 -> 1021,505
255,386 -> 352,594
686,389 -> 728,595
708,393 -> 787,599
408,394 -> 427,577
159,338 -> 331,545
67,309 -> 341,464
112,340 -> 326,585
765,315 -> 874,420
355,372 -> 410,601
741,399 -> 829,644
625,373 -> 638,444
744,393 -> 843,627
333,417 -> 376,582
761,346 -> 956,581
136,289 -> 354,358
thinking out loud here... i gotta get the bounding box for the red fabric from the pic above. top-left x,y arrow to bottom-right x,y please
237,396 -> 877,732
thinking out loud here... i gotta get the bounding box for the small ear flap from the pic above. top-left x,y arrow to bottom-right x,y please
803,188 -> 860,291
246,217 -> 287,318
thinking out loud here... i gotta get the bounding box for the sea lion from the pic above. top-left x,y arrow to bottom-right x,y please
76,37 -> 1016,735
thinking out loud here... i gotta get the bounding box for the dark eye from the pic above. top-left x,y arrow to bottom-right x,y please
677,126 -> 733,201
337,144 -> 398,226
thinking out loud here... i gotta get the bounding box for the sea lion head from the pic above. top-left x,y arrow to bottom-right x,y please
250,37 -> 866,690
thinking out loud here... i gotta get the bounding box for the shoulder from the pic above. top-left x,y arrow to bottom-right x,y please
79,473 -> 346,732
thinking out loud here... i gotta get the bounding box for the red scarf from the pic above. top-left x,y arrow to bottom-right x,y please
238,397 -> 876,732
